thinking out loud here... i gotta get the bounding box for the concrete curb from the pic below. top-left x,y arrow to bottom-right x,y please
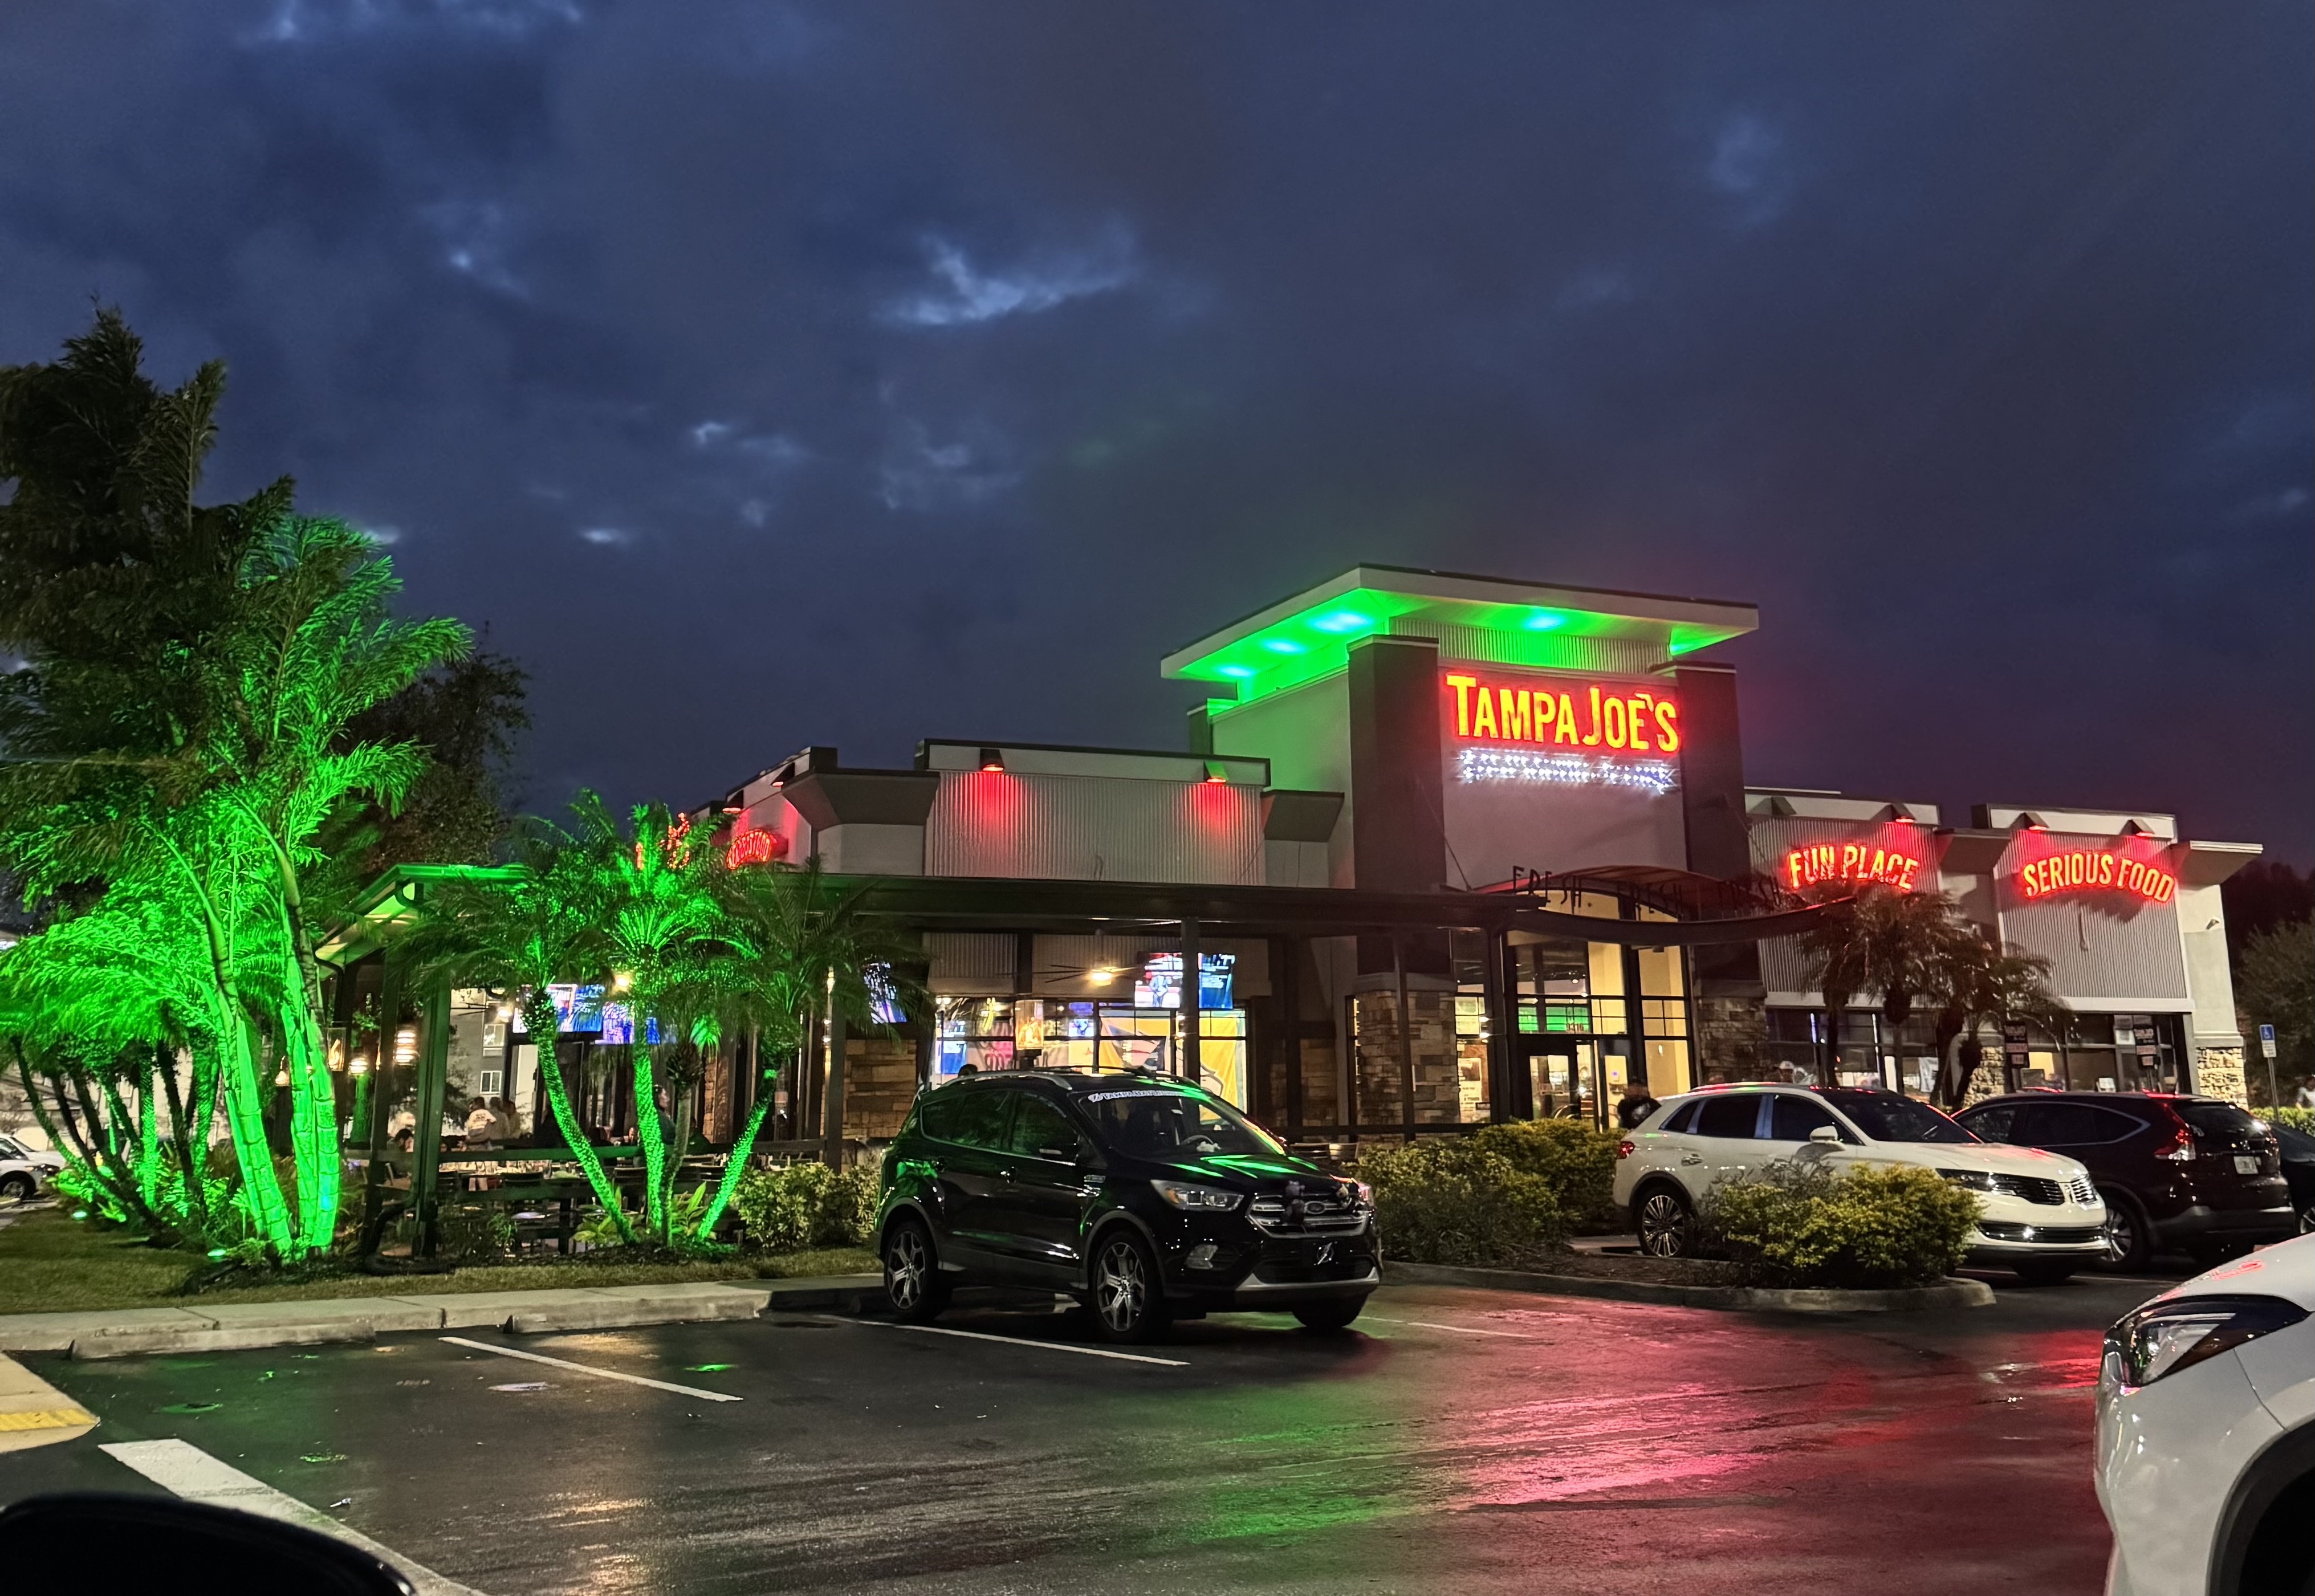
0,1273 -> 886,1359
0,1351 -> 98,1452
1382,1260 -> 1996,1314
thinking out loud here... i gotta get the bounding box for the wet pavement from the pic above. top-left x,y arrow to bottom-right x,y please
0,1267 -> 2185,1595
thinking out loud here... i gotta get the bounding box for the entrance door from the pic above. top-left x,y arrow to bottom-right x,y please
1523,1041 -> 1596,1121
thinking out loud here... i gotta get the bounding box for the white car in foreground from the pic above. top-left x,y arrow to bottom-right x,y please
1612,1082 -> 2108,1281
2098,1233 -> 2314,1596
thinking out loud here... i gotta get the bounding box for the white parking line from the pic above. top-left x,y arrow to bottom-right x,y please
1361,1315 -> 1528,1338
102,1439 -> 485,1596
437,1337 -> 743,1400
837,1318 -> 1190,1367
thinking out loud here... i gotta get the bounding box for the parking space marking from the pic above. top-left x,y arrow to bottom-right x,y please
438,1337 -> 743,1400
836,1318 -> 1189,1367
101,1439 -> 486,1596
1361,1315 -> 1530,1338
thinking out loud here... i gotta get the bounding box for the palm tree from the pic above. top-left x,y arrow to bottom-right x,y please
1793,885 -> 1960,1078
1925,933 -> 2062,1110
686,859 -> 921,1239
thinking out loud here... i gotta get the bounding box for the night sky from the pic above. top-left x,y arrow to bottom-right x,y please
5,4 -> 2308,861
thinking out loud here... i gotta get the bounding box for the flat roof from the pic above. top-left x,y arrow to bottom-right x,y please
1159,563 -> 1757,705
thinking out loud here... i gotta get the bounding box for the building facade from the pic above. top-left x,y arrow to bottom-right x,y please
692,565 -> 2259,1154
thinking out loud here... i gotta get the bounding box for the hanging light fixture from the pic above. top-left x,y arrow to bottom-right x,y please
393,1025 -> 417,1065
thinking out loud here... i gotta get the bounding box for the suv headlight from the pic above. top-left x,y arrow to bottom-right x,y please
2104,1295 -> 2308,1390
1151,1179 -> 1242,1212
1935,1168 -> 1999,1192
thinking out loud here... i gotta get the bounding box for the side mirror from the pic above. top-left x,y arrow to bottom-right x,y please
0,1493 -> 414,1594
1808,1126 -> 1842,1145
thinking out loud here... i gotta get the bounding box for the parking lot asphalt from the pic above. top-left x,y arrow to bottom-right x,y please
0,1268 -> 2186,1596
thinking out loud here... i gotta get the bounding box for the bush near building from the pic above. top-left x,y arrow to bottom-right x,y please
2267,1108 -> 2314,1136
1355,1138 -> 1563,1267
1699,1161 -> 1979,1289
732,1161 -> 878,1253
1468,1119 -> 1622,1231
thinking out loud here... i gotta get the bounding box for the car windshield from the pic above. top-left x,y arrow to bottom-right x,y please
1079,1085 -> 1282,1161
1819,1089 -> 1976,1143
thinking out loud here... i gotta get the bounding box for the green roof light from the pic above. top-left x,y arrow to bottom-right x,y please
1310,610 -> 1373,634
1216,664 -> 1255,678
1523,611 -> 1565,631
1260,637 -> 1305,654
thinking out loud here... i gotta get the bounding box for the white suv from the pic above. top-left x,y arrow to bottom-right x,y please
1613,1083 -> 2108,1284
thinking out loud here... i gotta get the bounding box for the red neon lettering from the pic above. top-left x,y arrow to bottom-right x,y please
1446,675 -> 1476,737
1601,695 -> 1627,748
1582,687 -> 1602,746
1500,687 -> 1529,742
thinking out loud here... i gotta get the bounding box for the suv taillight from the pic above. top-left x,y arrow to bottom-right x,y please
2161,1126 -> 2195,1163
1616,1139 -> 1635,1161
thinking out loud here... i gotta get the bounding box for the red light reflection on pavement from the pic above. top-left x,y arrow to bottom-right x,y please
1382,1297 -> 2110,1595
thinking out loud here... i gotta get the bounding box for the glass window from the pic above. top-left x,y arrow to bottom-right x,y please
1635,946 -> 1685,999
1659,1100 -> 1702,1134
920,1085 -> 1014,1150
1694,1095 -> 1763,1138
1769,1094 -> 1842,1142
2179,1102 -> 2264,1140
1590,997 -> 1628,1036
1586,942 -> 1625,997
1641,999 -> 1687,1039
1006,1094 -> 1084,1159
1080,1086 -> 1282,1159
2032,1103 -> 2138,1145
1960,1104 -> 2019,1142
1820,1089 -> 1974,1143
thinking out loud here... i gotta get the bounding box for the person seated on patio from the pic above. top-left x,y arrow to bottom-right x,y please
490,1096 -> 523,1144
463,1096 -> 499,1149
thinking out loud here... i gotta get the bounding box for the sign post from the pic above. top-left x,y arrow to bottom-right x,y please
2259,1024 -> 2279,1112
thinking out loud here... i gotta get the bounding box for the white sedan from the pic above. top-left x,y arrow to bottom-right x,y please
0,1132 -> 63,1201
2099,1232 -> 2314,1595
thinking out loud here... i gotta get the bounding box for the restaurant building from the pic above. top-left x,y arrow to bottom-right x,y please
678,564 -> 2259,1156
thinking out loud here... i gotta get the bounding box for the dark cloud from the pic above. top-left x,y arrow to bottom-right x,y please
3,1 -> 2307,856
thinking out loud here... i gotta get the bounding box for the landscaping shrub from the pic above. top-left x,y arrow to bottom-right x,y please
733,1161 -> 878,1252
1470,1119 -> 1621,1230
1698,1161 -> 1979,1289
1353,1138 -> 1563,1267
2267,1106 -> 2314,1137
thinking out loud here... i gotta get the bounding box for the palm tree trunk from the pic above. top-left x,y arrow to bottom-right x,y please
520,997 -> 634,1244
695,1092 -> 772,1239
631,1048 -> 668,1242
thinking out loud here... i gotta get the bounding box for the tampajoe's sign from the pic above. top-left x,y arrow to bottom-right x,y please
1443,672 -> 1679,754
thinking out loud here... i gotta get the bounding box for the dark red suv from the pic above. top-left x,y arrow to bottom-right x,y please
1954,1093 -> 2294,1269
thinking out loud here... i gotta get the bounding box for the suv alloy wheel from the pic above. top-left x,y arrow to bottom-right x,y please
2099,1190 -> 2152,1272
1090,1231 -> 1170,1343
882,1218 -> 950,1323
0,1172 -> 34,1203
1636,1184 -> 1693,1257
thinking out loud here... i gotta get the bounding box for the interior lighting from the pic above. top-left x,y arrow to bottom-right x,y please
1088,967 -> 1117,987
273,1067 -> 291,1088
979,747 -> 1006,771
1311,610 -> 1372,633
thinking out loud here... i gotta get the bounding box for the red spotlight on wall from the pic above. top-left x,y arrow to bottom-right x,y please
979,747 -> 1006,772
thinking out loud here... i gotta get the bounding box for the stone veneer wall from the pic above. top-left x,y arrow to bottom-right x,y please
1692,995 -> 1771,1083
1351,990 -> 1461,1126
2195,1046 -> 2248,1108
842,1036 -> 920,1142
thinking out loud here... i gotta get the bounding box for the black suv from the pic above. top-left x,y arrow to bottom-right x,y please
1955,1093 -> 2296,1268
874,1070 -> 1378,1342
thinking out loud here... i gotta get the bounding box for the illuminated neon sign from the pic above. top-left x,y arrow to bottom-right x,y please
725,828 -> 787,869
2016,850 -> 2175,904
1444,671 -> 1679,754
1783,843 -> 1925,891
1445,671 -> 1681,793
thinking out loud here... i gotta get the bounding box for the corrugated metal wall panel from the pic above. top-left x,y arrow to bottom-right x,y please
926,771 -> 1263,884
927,933 -> 1016,987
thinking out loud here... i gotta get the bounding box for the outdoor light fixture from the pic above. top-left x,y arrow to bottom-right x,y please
1215,665 -> 1254,679
1088,966 -> 1117,987
393,1025 -> 417,1065
979,747 -> 1005,771
348,1055 -> 369,1077
1310,609 -> 1372,633
1203,761 -> 1228,784
612,970 -> 633,992
1524,611 -> 1565,630
1260,637 -> 1304,654
327,1040 -> 345,1072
